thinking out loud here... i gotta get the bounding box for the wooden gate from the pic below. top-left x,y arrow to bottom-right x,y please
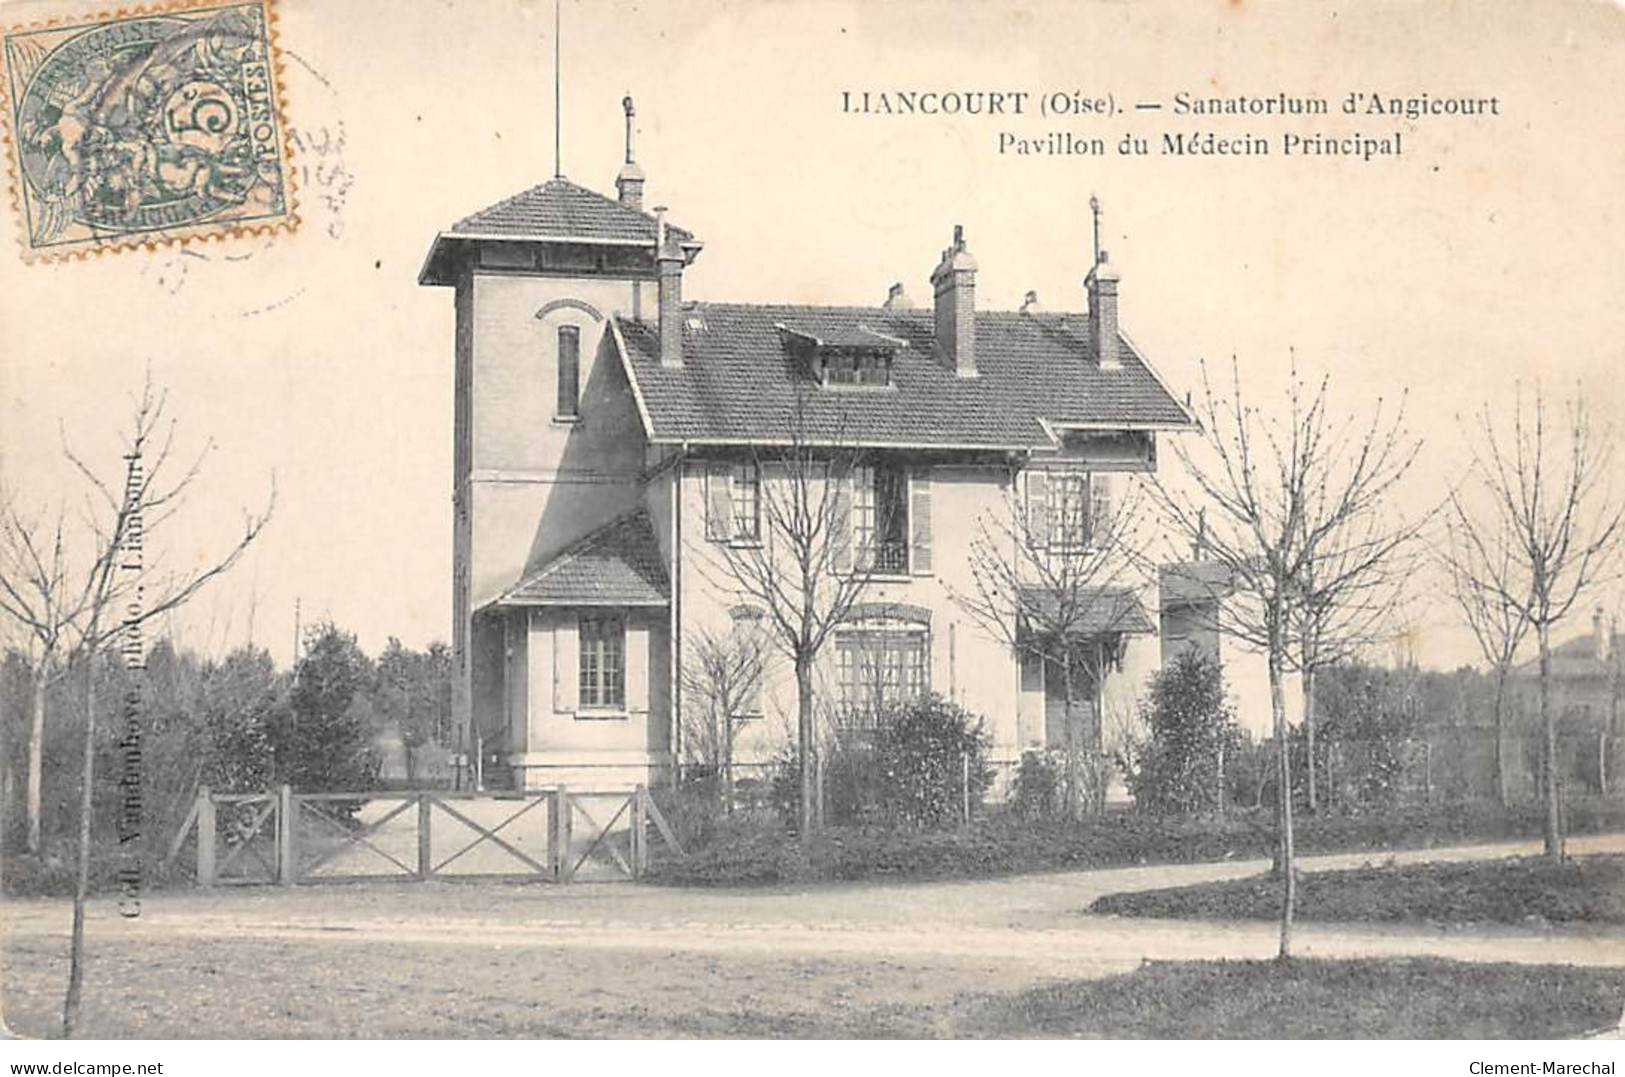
165,785 -> 682,886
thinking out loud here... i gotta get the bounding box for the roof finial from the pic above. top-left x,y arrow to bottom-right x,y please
553,0 -> 563,178
622,94 -> 636,165
1089,193 -> 1101,268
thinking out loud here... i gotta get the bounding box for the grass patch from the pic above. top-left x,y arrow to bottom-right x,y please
6,932 -> 1618,1038
952,957 -> 1625,1039
647,800 -> 1625,888
1090,854 -> 1625,925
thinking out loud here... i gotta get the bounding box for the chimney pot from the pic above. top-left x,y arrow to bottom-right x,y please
1088,248 -> 1122,370
930,225 -> 977,377
616,95 -> 645,211
883,282 -> 913,310
655,204 -> 684,367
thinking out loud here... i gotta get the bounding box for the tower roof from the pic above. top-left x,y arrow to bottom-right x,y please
419,177 -> 700,285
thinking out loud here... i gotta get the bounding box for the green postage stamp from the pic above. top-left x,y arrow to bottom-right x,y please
1,0 -> 296,261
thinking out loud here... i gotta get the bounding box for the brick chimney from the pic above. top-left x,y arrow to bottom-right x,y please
616,95 -> 645,211
1087,249 -> 1121,370
882,282 -> 914,310
655,206 -> 684,367
930,225 -> 977,377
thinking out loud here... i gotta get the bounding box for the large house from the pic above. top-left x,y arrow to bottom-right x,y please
418,100 -> 1194,790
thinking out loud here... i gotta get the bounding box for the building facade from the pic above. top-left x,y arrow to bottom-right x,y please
419,102 -> 1194,790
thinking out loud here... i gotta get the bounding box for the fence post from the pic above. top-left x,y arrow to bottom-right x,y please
1422,741 -> 1433,805
196,787 -> 216,888
631,785 -> 648,878
1600,732 -> 1608,798
554,786 -> 574,881
277,784 -> 294,886
417,793 -> 432,881
961,752 -> 971,825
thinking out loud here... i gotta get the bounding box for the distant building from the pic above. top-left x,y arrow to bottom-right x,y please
1509,607 -> 1622,794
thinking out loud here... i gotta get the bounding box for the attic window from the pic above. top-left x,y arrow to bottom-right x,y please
825,350 -> 891,387
777,323 -> 903,390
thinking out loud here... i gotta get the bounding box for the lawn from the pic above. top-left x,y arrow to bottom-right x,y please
5,932 -> 1620,1039
646,801 -> 1625,889
954,958 -> 1625,1039
1090,854 -> 1625,925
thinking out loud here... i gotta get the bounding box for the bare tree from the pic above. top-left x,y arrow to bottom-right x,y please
1149,359 -> 1419,958
1448,386 -> 1622,859
696,392 -> 889,836
950,466 -> 1149,817
0,378 -> 272,1037
679,620 -> 770,812
1289,469 -> 1428,812
1442,515 -> 1533,806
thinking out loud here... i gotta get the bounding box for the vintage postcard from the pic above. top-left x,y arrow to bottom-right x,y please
0,0 -> 1622,1064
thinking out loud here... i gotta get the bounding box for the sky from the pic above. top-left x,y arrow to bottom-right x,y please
2,0 -> 1623,670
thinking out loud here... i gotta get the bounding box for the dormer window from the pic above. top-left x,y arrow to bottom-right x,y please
826,350 -> 891,387
777,323 -> 905,390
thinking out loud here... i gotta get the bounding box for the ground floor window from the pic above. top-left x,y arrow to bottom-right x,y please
834,629 -> 929,729
579,614 -> 625,709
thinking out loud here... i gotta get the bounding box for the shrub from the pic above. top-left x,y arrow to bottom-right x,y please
871,694 -> 993,828
1011,749 -> 1063,819
1123,649 -> 1240,815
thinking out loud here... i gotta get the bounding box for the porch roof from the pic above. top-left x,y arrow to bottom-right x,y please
1017,586 -> 1156,637
486,510 -> 669,609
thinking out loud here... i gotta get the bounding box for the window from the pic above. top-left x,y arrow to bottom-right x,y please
835,629 -> 930,728
556,325 -> 580,419
731,462 -> 760,541
578,614 -> 624,709
852,464 -> 909,574
1028,469 -> 1105,552
825,349 -> 890,387
1049,471 -> 1091,551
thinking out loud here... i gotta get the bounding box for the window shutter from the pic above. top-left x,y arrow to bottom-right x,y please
1089,473 -> 1112,547
831,463 -> 853,574
910,468 -> 933,575
1026,471 -> 1051,548
705,461 -> 733,541
625,618 -> 649,715
553,618 -> 579,714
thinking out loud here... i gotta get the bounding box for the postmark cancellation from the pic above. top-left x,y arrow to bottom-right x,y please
0,0 -> 296,261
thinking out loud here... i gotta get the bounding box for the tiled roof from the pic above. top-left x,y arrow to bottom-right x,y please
1018,586 -> 1156,637
1514,630 -> 1624,681
448,177 -> 696,247
616,304 -> 1191,448
490,510 -> 668,608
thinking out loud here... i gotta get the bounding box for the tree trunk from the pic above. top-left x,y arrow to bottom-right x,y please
796,657 -> 815,838
1269,647 -> 1296,960
63,661 -> 96,1037
723,705 -> 736,816
1539,624 -> 1562,860
1492,667 -> 1509,808
1302,664 -> 1318,813
27,663 -> 47,855
1061,648 -> 1081,820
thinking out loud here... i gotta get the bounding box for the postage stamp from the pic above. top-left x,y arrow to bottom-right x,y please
0,0 -> 296,261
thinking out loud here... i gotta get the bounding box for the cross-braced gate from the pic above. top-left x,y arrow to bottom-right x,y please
165,785 -> 683,886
